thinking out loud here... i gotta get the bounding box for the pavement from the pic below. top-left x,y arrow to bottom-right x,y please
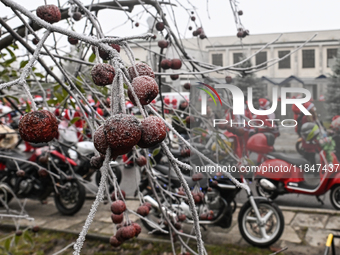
2,127 -> 339,254
3,198 -> 340,255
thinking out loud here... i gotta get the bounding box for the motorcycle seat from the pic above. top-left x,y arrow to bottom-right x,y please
153,164 -> 208,188
267,152 -> 309,166
287,181 -> 319,190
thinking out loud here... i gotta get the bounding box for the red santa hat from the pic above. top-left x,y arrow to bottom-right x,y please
303,101 -> 314,111
164,97 -> 170,104
259,98 -> 270,109
171,98 -> 178,105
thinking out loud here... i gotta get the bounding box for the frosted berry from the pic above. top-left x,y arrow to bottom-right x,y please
199,34 -> 207,40
93,125 -> 109,154
183,83 -> 191,90
132,222 -> 141,237
109,236 -> 122,247
192,30 -> 199,37
111,213 -> 124,224
91,63 -> 115,86
191,16 -> 196,21
91,44 -> 120,60
238,10 -> 243,15
15,230 -> 23,236
155,22 -> 165,31
160,59 -> 172,70
136,155 -> 147,167
36,5 -> 61,24
178,214 -> 186,222
68,37 -> 78,45
111,200 -> 126,214
137,205 -> 149,217
16,170 -> 25,177
188,26 -> 192,31
142,202 -> 152,210
111,190 -> 126,201
138,116 -> 166,148
32,38 -> 39,45
19,110 -> 58,143
32,226 -> 40,232
225,76 -> 232,84
171,59 -> 182,70
170,74 -> 179,80
38,168 -> 48,178
104,114 -> 142,155
72,12 -> 82,21
135,22 -> 139,27
90,155 -> 104,169
128,63 -> 155,80
158,40 -> 169,49
121,225 -> 136,240
128,76 -> 159,106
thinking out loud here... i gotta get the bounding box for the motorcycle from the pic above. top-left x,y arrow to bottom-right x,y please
249,125 -> 340,210
137,146 -> 285,247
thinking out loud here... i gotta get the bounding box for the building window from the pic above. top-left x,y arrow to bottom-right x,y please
327,48 -> 338,67
256,52 -> 267,69
212,53 -> 223,66
302,49 -> 315,68
278,50 -> 290,69
233,53 -> 243,64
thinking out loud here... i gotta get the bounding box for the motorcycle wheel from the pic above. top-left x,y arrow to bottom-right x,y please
95,164 -> 122,191
330,185 -> 340,210
54,180 -> 86,216
238,199 -> 284,247
296,140 -> 304,155
256,180 -> 278,200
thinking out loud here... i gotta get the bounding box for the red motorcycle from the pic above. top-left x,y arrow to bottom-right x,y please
247,123 -> 340,210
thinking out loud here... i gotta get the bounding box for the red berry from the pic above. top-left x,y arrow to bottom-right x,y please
111,213 -> 124,224
238,10 -> 243,15
38,168 -> 48,178
121,225 -> 136,240
15,230 -> 23,236
111,190 -> 126,201
72,12 -> 82,21
188,26 -> 192,31
68,37 -> 78,45
191,16 -> 196,21
158,40 -> 169,49
137,205 -> 150,217
90,155 -> 104,169
16,170 -> 25,177
199,213 -> 208,220
32,225 -> 40,233
36,5 -> 61,24
178,214 -> 186,222
237,30 -> 244,38
135,22 -> 139,27
115,228 -> 125,242
104,114 -> 142,155
199,34 -> 207,40
177,190 -> 186,196
152,34 -> 157,39
39,155 -> 49,165
170,74 -> 179,80
207,187 -> 212,192
128,76 -> 159,106
192,30 -> 199,37
128,63 -> 155,80
111,200 -> 126,214
91,44 -> 120,60
174,222 -> 182,230
185,116 -> 195,125
136,156 -> 147,167
155,22 -> 165,31
192,173 -> 203,181
225,76 -> 232,84
138,116 -> 166,148
183,83 -> 191,90
142,202 -> 152,210
196,27 -> 203,35
171,59 -> 182,70
109,236 -> 122,247
19,110 -> 58,143
32,38 -> 39,45
132,222 -> 142,237
91,63 -> 115,86
94,125 -> 109,154
160,59 -> 172,70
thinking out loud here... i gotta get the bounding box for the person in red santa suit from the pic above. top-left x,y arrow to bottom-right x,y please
252,98 -> 280,138
163,97 -> 170,114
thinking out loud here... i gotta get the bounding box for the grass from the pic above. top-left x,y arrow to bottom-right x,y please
0,228 -> 274,255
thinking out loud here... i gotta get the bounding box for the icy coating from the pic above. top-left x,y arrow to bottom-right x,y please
18,110 -> 58,143
36,4 -> 61,24
103,114 -> 142,155
128,76 -> 159,106
91,63 -> 116,86
128,63 -> 155,80
138,116 -> 166,148
91,44 -> 120,60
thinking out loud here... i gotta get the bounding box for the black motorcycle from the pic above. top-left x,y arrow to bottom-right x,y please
137,146 -> 284,247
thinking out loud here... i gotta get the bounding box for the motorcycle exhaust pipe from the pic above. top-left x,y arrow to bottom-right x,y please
259,179 -> 276,191
143,195 -> 159,209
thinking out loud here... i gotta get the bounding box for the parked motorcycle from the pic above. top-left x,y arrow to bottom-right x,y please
249,123 -> 340,210
137,147 -> 284,247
